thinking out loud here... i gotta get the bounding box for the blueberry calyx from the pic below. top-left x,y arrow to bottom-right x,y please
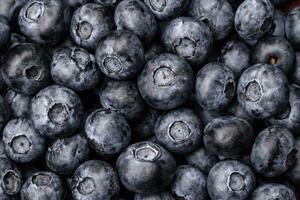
153,66 -> 175,87
134,142 -> 161,162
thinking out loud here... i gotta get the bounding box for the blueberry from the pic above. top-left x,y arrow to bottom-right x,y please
30,85 -> 84,138
154,107 -> 202,154
250,126 -> 296,177
219,40 -> 251,77
70,3 -> 114,50
138,53 -> 194,110
117,141 -> 176,194
0,157 -> 22,198
46,133 -> 90,175
170,165 -> 207,200
71,160 -> 120,200
2,43 -> 51,95
66,0 -> 91,8
145,42 -> 164,61
94,0 -> 121,7
131,107 -> 160,140
18,0 -> 71,46
269,10 -> 285,37
204,117 -> 255,158
285,7 -> 300,50
250,183 -> 296,200
266,86 -> 300,135
291,53 -> 300,86
5,90 -> 31,117
195,63 -> 236,111
252,36 -> 295,75
0,17 -> 10,49
161,17 -> 213,66
0,94 -> 11,131
99,80 -> 145,121
285,137 -> 300,185
207,160 -> 256,200
226,100 -> 254,124
188,0 -> 234,41
21,171 -> 65,200
144,0 -> 190,20
134,191 -> 175,200
185,146 -> 220,174
234,0 -> 274,45
95,30 -> 144,80
0,0 -> 27,24
114,0 -> 158,44
237,64 -> 289,119
3,118 -> 46,163
85,109 -> 131,157
51,46 -> 101,91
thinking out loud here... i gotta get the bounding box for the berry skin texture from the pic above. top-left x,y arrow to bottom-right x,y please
3,118 -> 46,163
85,109 -> 131,157
138,53 -> 194,110
188,0 -> 234,41
144,0 -> 190,20
30,85 -> 84,138
250,183 -> 296,200
0,157 -> 22,198
0,17 -> 10,49
117,141 -> 176,194
237,64 -> 289,119
134,191 -> 175,200
234,0 -> 274,45
66,0 -> 91,8
162,17 -> 213,66
269,10 -> 285,37
94,0 -> 120,7
286,137 -> 300,185
207,160 -> 256,200
18,0 -> 71,46
95,30 -> 144,80
154,107 -> 202,154
51,46 -> 101,91
291,52 -> 300,86
21,171 -> 65,200
114,0 -> 157,44
0,94 -> 11,132
2,43 -> 51,95
70,3 -> 114,50
99,80 -> 145,121
46,133 -> 90,175
285,7 -> 300,50
204,117 -> 255,159
5,90 -> 31,118
195,62 -> 236,111
170,165 -> 207,200
250,126 -> 296,177
252,36 -> 295,75
219,40 -> 251,77
71,160 -> 120,200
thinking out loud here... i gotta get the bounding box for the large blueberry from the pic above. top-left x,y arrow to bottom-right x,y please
154,107 -> 202,154
204,116 -> 255,158
234,0 -> 274,44
117,141 -> 176,194
51,46 -> 100,91
252,36 -> 295,75
237,64 -> 289,119
18,0 -> 71,46
285,7 -> 300,50
98,80 -> 145,121
85,109 -> 131,157
207,160 -> 256,200
188,0 -> 234,41
3,118 -> 46,163
71,160 -> 120,200
138,53 -> 194,110
95,30 -> 144,80
46,133 -> 90,175
70,3 -> 114,50
2,43 -> 51,95
114,0 -> 157,44
162,17 -> 213,66
30,85 -> 84,138
195,62 -> 235,111
251,126 -> 296,177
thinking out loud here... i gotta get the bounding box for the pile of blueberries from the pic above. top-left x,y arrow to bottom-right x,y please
1,0 -> 300,199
